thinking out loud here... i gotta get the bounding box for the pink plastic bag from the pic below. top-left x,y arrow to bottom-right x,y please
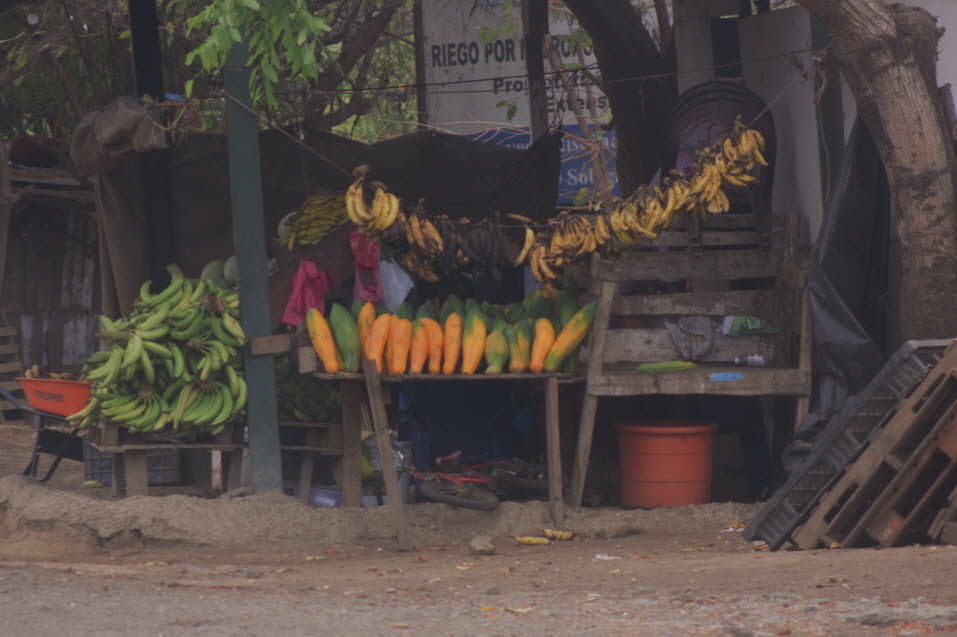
282,258 -> 332,326
350,230 -> 382,304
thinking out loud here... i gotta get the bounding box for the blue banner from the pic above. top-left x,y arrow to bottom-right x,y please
466,124 -> 619,205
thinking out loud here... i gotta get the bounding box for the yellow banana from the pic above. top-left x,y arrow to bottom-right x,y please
542,529 -> 574,541
514,226 -> 535,266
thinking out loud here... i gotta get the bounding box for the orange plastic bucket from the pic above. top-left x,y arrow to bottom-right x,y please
16,378 -> 91,417
615,420 -> 718,508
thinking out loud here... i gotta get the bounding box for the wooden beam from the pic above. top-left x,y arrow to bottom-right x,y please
597,248 -> 782,282
362,359 -> 409,550
522,0 -> 549,142
587,367 -> 811,397
568,280 -> 616,508
602,329 -> 776,364
250,333 -> 292,356
0,141 -> 12,303
544,376 -> 564,526
613,289 -> 774,317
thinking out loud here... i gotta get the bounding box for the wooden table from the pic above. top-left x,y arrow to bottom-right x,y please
299,346 -> 581,546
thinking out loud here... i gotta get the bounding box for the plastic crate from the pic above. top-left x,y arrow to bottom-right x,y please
83,440 -> 181,487
744,339 -> 954,549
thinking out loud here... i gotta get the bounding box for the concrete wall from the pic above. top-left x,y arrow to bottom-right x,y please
673,1 -> 825,245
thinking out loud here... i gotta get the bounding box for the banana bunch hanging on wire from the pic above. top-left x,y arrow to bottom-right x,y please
511,123 -> 768,284
604,123 -> 768,250
340,124 -> 766,286
67,265 -> 248,435
345,165 -> 402,241
284,195 -> 350,250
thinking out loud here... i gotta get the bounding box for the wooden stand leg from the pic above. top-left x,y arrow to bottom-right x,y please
111,452 -> 125,497
124,450 -> 149,496
340,382 -> 362,508
362,359 -> 409,550
223,449 -> 244,492
569,279 -> 614,508
545,376 -> 564,526
297,434 -> 319,503
568,393 -> 599,508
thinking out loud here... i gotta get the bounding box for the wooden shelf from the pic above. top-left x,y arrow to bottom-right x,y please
589,366 -> 811,397
309,371 -> 583,383
278,420 -> 338,429
93,443 -> 244,452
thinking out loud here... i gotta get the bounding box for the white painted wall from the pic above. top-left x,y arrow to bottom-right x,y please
739,9 -> 825,244
673,2 -> 825,244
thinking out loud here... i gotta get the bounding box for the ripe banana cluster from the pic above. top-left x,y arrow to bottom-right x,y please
519,123 -> 768,284
340,124 -> 766,287
604,124 -> 767,250
23,364 -> 76,380
285,195 -> 349,250
67,265 -> 249,435
345,166 -> 400,241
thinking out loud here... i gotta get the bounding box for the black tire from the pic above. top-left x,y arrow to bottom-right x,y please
419,478 -> 500,511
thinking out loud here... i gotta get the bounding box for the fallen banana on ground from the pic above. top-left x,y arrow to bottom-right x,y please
514,536 -> 551,545
543,529 -> 574,541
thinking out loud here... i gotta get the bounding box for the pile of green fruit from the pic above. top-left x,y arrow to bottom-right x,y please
67,265 -> 248,435
275,353 -> 341,422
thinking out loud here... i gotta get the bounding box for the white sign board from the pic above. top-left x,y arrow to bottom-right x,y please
420,0 -> 607,131
419,0 -> 618,202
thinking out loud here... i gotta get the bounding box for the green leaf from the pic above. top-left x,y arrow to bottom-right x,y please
185,79 -> 194,98
506,103 -> 517,122
118,29 -> 131,40
237,0 -> 261,9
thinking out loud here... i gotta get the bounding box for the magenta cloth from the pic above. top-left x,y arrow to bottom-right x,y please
282,258 -> 332,326
350,229 -> 382,304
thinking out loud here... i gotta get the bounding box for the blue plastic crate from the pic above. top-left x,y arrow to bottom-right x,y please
83,440 -> 181,487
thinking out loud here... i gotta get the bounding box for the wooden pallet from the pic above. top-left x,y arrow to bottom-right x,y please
0,325 -> 25,421
928,481 -> 957,544
860,410 -> 957,547
791,348 -> 957,548
90,421 -> 245,496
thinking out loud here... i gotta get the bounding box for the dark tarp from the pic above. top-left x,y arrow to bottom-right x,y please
782,119 -> 889,471
71,98 -> 562,322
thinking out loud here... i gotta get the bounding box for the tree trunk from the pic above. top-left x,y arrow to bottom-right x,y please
563,0 -> 675,194
796,0 -> 957,341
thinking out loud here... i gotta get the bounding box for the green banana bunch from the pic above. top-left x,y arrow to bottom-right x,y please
68,264 -> 250,436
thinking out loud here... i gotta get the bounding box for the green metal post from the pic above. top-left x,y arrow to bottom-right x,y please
223,41 -> 282,491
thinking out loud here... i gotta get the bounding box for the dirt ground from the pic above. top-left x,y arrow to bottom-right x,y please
3,420 -> 957,636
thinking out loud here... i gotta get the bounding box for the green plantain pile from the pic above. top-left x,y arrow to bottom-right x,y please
67,265 -> 248,435
275,353 -> 341,423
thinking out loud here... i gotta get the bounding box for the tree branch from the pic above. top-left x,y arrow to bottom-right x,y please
562,0 -> 674,193
0,33 -> 58,93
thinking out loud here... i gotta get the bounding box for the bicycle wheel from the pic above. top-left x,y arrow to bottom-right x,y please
419,478 -> 500,511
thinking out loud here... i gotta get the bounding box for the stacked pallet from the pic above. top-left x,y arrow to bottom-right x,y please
746,339 -> 957,549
